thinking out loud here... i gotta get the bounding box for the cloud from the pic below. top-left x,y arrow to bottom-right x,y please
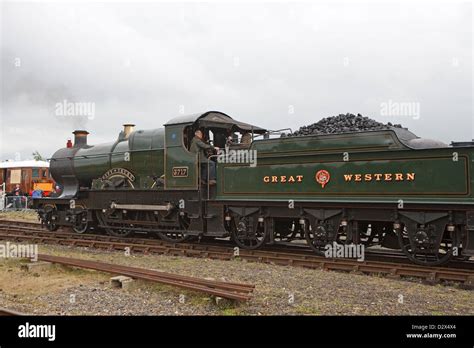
1,1 -> 472,160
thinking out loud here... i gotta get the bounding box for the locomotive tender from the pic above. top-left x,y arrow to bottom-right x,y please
34,111 -> 474,266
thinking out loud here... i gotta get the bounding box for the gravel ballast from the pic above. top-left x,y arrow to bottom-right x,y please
0,244 -> 472,316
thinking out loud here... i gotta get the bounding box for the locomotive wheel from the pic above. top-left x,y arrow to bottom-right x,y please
157,216 -> 190,243
396,223 -> 455,266
157,231 -> 188,243
104,223 -> 133,237
44,219 -> 59,232
72,217 -> 88,234
72,208 -> 89,234
230,216 -> 267,250
43,205 -> 59,232
95,211 -> 133,237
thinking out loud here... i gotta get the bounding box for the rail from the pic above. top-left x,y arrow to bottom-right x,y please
0,307 -> 25,316
0,220 -> 473,287
37,254 -> 254,301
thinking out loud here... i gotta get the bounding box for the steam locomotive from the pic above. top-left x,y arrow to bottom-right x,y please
34,111 -> 474,266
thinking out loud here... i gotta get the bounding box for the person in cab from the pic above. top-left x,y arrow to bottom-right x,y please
190,129 -> 218,185
240,131 -> 252,145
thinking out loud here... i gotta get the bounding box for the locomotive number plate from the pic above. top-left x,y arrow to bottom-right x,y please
172,167 -> 188,177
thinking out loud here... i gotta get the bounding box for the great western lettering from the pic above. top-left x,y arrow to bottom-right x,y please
343,173 -> 415,182
261,172 -> 416,184
263,175 -> 304,183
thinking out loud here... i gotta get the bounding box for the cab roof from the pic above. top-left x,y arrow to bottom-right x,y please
165,111 -> 267,134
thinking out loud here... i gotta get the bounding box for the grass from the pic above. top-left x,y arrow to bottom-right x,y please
0,256 -> 109,296
0,210 -> 39,222
220,307 -> 241,316
294,304 -> 320,315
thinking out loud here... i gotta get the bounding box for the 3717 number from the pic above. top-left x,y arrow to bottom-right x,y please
172,167 -> 188,177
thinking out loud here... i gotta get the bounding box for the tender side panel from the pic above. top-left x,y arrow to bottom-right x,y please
217,153 -> 470,202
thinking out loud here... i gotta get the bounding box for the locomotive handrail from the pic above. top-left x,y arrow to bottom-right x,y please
266,128 -> 293,134
207,154 -> 219,200
48,147 -> 165,161
253,128 -> 293,139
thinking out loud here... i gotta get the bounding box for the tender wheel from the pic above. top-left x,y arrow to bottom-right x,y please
396,222 -> 457,266
305,220 -> 337,255
230,216 -> 267,249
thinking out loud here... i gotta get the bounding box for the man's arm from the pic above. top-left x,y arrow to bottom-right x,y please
196,138 -> 214,150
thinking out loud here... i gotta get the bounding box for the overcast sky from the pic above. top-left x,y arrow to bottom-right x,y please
1,1 -> 472,161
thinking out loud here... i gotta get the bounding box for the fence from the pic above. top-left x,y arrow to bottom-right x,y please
0,183 -> 3,210
1,195 -> 29,211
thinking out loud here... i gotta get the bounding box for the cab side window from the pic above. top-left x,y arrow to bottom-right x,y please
183,126 -> 194,150
213,130 -> 226,148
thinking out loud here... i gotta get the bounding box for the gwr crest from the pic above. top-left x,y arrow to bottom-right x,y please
315,170 -> 330,188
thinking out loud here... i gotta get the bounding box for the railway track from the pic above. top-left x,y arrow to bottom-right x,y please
37,254 -> 254,301
2,219 -> 473,267
0,307 -> 25,316
1,219 -> 473,287
2,219 -> 474,267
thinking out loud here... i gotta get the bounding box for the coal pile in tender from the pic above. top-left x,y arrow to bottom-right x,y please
288,113 -> 405,137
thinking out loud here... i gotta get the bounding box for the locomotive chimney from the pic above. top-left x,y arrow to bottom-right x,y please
123,124 -> 135,139
73,130 -> 89,148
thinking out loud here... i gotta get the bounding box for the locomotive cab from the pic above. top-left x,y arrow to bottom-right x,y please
164,111 -> 266,191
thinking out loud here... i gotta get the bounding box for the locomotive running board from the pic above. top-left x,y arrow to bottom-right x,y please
110,202 -> 172,211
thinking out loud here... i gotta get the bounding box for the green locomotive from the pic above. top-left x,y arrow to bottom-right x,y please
34,111 -> 474,266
